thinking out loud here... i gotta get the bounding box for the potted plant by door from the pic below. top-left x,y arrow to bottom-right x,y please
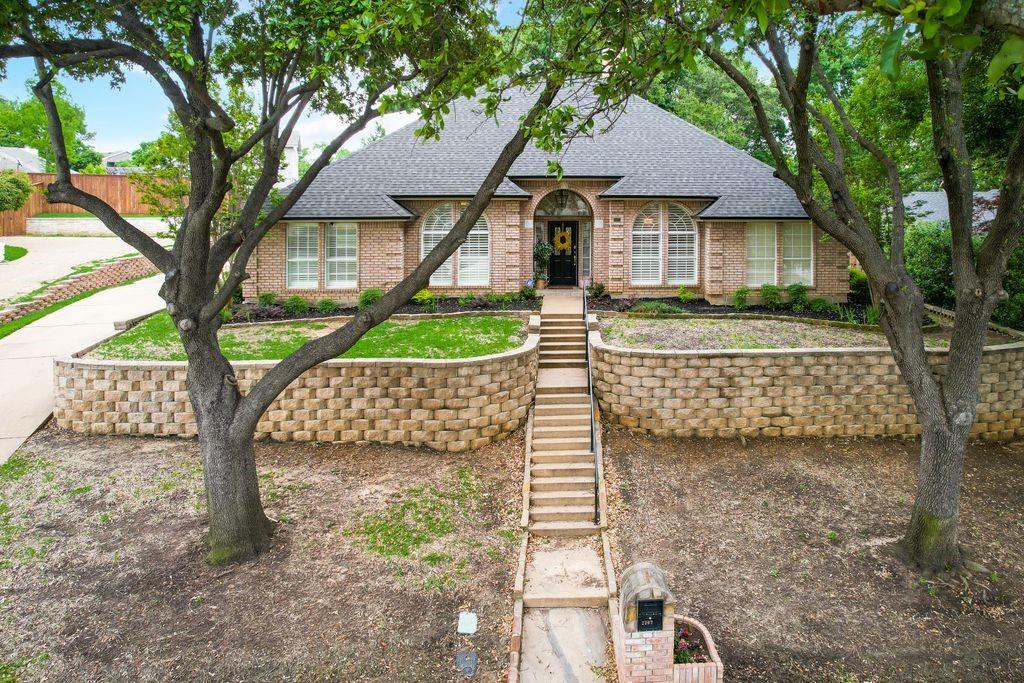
534,241 -> 554,289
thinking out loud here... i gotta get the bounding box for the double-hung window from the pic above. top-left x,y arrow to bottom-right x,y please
458,212 -> 489,285
325,222 -> 358,288
781,223 -> 813,286
666,204 -> 698,285
286,223 -> 318,288
746,223 -> 777,287
630,204 -> 663,285
421,204 -> 454,285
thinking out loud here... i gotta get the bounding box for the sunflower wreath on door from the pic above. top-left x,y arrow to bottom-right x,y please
553,228 -> 572,253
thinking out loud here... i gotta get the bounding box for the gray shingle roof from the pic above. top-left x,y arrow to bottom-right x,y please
903,190 -> 999,230
283,87 -> 807,220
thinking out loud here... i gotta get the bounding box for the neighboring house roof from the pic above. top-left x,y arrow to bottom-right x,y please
0,146 -> 44,172
903,190 -> 1000,231
282,87 -> 807,221
102,150 -> 132,165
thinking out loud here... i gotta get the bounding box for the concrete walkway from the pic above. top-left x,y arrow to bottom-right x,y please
518,291 -> 613,681
0,235 -> 137,302
0,274 -> 163,461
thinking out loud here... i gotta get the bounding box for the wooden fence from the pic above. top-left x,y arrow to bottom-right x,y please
0,173 -> 157,237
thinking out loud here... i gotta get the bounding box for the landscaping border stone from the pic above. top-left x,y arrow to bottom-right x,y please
0,256 -> 157,325
54,333 -> 539,452
590,328 -> 1024,442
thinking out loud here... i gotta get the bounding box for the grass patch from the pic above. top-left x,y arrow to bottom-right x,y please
350,468 -> 481,558
90,312 -> 525,361
2,245 -> 26,262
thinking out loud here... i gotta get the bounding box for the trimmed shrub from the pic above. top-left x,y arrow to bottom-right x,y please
732,286 -> 749,310
586,282 -> 607,298
677,286 -> 696,304
458,292 -> 477,307
786,283 -> 809,312
257,292 -> 278,306
848,267 -> 871,305
412,289 -> 434,306
316,298 -> 339,315
358,287 -> 383,310
809,297 -> 832,313
519,285 -> 537,300
759,284 -> 782,310
283,295 -> 309,315
630,301 -> 683,316
0,170 -> 32,212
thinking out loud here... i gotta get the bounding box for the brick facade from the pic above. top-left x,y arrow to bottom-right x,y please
245,180 -> 851,303
54,334 -> 538,452
590,329 -> 1024,442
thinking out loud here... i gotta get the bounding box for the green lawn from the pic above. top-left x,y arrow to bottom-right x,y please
89,312 -> 526,361
3,245 -> 27,262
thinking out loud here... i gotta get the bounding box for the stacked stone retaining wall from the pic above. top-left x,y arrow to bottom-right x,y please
54,335 -> 539,452
1,256 -> 157,325
591,331 -> 1024,442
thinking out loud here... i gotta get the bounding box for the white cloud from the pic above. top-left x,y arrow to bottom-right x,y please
295,110 -> 420,151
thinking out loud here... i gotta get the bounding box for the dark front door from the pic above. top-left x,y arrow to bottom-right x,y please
547,220 -> 578,285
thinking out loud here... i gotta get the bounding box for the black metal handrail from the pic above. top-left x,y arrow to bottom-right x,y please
582,284 -> 599,526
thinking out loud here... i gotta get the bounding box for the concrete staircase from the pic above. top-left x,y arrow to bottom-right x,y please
529,303 -> 598,538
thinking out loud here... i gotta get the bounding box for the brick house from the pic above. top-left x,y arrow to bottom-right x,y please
244,90 -> 851,304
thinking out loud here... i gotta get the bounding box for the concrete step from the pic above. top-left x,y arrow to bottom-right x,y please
531,461 -> 595,478
539,349 -> 587,360
533,425 -> 590,440
522,588 -> 608,608
535,395 -> 590,407
540,312 -> 580,321
532,437 -> 592,452
530,505 -> 595,522
536,380 -> 588,395
530,450 -> 594,464
540,319 -> 586,329
541,332 -> 587,342
530,476 -> 595,492
539,360 -> 588,370
534,413 -> 590,427
540,340 -> 586,348
530,490 -> 596,506
528,521 -> 601,539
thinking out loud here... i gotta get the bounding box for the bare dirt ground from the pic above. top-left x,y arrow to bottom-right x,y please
604,428 -> 1024,682
0,427 -> 524,682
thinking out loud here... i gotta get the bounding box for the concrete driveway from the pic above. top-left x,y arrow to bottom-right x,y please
0,274 -> 164,461
0,235 -> 138,303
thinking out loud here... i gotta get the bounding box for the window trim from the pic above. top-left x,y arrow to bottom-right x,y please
285,222 -> 319,290
325,221 -> 359,290
781,222 -> 815,287
745,222 -> 778,287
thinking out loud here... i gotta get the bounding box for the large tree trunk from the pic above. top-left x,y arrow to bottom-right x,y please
904,422 -> 968,570
182,320 -> 273,564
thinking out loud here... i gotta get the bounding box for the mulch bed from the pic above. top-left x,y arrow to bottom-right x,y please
0,428 -> 524,682
588,295 -> 875,323
230,297 -> 540,324
605,428 -> 1024,682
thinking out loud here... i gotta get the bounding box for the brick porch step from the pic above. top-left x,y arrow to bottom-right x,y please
530,490 -> 596,506
529,476 -> 595,491
528,521 -> 601,538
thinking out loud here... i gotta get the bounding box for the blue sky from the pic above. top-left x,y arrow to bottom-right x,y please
0,0 -> 527,155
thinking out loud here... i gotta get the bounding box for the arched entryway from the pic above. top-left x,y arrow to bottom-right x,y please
533,189 -> 593,286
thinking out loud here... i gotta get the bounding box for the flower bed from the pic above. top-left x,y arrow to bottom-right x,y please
674,616 -> 723,683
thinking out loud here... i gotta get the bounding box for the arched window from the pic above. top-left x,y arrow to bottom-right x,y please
631,204 -> 662,284
666,204 -> 697,285
459,211 -> 489,285
422,203 -> 454,285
